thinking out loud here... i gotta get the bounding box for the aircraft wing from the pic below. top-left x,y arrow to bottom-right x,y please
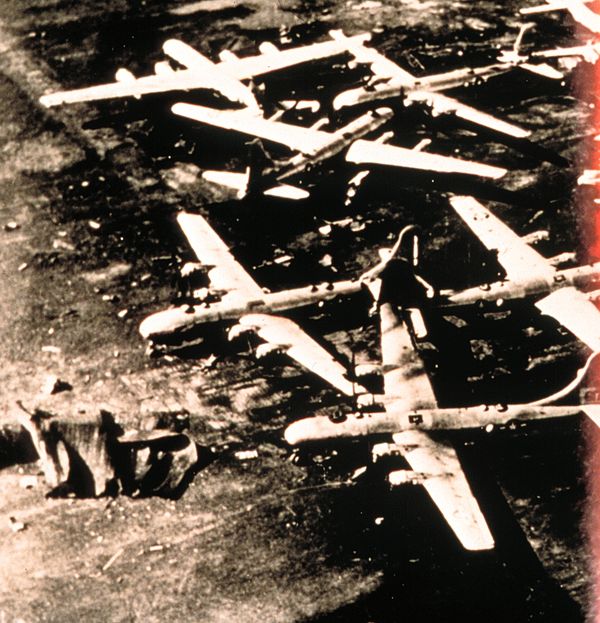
328,29 -> 416,85
390,429 -> 495,551
237,314 -> 366,396
448,195 -> 556,281
346,140 -> 507,179
223,32 -> 372,79
535,286 -> 600,351
39,72 -> 211,107
172,102 -> 331,155
406,91 -> 531,139
177,212 -> 264,300
522,0 -> 600,33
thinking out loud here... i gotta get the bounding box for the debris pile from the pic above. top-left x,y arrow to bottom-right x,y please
13,403 -> 211,499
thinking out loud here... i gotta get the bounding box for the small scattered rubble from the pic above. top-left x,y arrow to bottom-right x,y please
41,374 -> 72,396
8,516 -> 26,533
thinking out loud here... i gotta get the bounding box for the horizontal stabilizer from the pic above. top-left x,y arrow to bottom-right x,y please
163,39 -> 215,70
520,62 -> 564,79
202,170 -> 309,200
582,404 -> 600,427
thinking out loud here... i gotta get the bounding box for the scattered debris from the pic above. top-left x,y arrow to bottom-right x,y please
161,163 -> 201,190
234,449 -> 259,461
88,220 -> 101,231
4,220 -> 20,231
9,516 -> 26,533
83,262 -> 132,285
17,262 -> 28,272
41,375 -> 72,396
12,402 -> 211,499
101,548 -> 124,573
19,475 -> 38,489
52,238 -> 75,251
41,345 -> 61,354
117,309 -> 129,319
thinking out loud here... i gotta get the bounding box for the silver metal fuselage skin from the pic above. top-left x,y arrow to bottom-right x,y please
338,63 -> 514,108
273,108 -> 393,182
440,262 -> 600,307
139,278 -> 364,339
284,404 -> 586,445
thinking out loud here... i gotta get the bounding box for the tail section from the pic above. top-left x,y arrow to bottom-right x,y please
245,138 -> 274,196
497,24 -> 564,79
360,225 -> 434,306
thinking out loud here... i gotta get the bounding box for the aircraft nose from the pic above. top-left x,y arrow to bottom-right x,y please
284,415 -> 354,445
284,419 -> 315,446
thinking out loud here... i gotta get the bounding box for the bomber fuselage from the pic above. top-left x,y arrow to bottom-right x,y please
440,261 -> 600,307
139,277 -> 364,340
284,403 -> 588,445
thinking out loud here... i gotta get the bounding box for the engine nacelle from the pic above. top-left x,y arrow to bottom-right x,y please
521,229 -> 549,245
372,442 -> 403,462
548,251 -> 577,268
115,68 -> 136,83
180,261 -> 204,278
218,50 -> 238,63
228,323 -> 254,342
259,42 -> 279,55
154,61 -> 175,76
255,342 -> 286,359
388,470 -> 425,487
354,363 -> 381,378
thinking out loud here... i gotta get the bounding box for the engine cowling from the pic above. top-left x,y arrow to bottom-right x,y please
227,323 -> 254,342
388,470 -> 425,486
255,342 -> 286,359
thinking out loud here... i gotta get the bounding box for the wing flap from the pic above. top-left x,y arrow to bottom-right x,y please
346,140 -> 506,179
391,430 -> 495,551
535,286 -> 600,351
239,314 -> 365,396
449,195 -> 555,281
177,212 -> 263,298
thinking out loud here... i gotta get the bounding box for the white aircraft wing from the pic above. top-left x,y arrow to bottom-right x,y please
40,34 -> 372,109
222,32 -> 372,79
39,72 -> 211,107
406,91 -> 531,139
172,102 -> 331,155
328,29 -> 416,85
177,212 -> 264,300
238,314 -> 366,396
535,286 -> 600,351
391,429 -> 495,551
202,170 -> 310,200
522,0 -> 600,33
448,195 -> 556,281
346,140 -> 507,179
